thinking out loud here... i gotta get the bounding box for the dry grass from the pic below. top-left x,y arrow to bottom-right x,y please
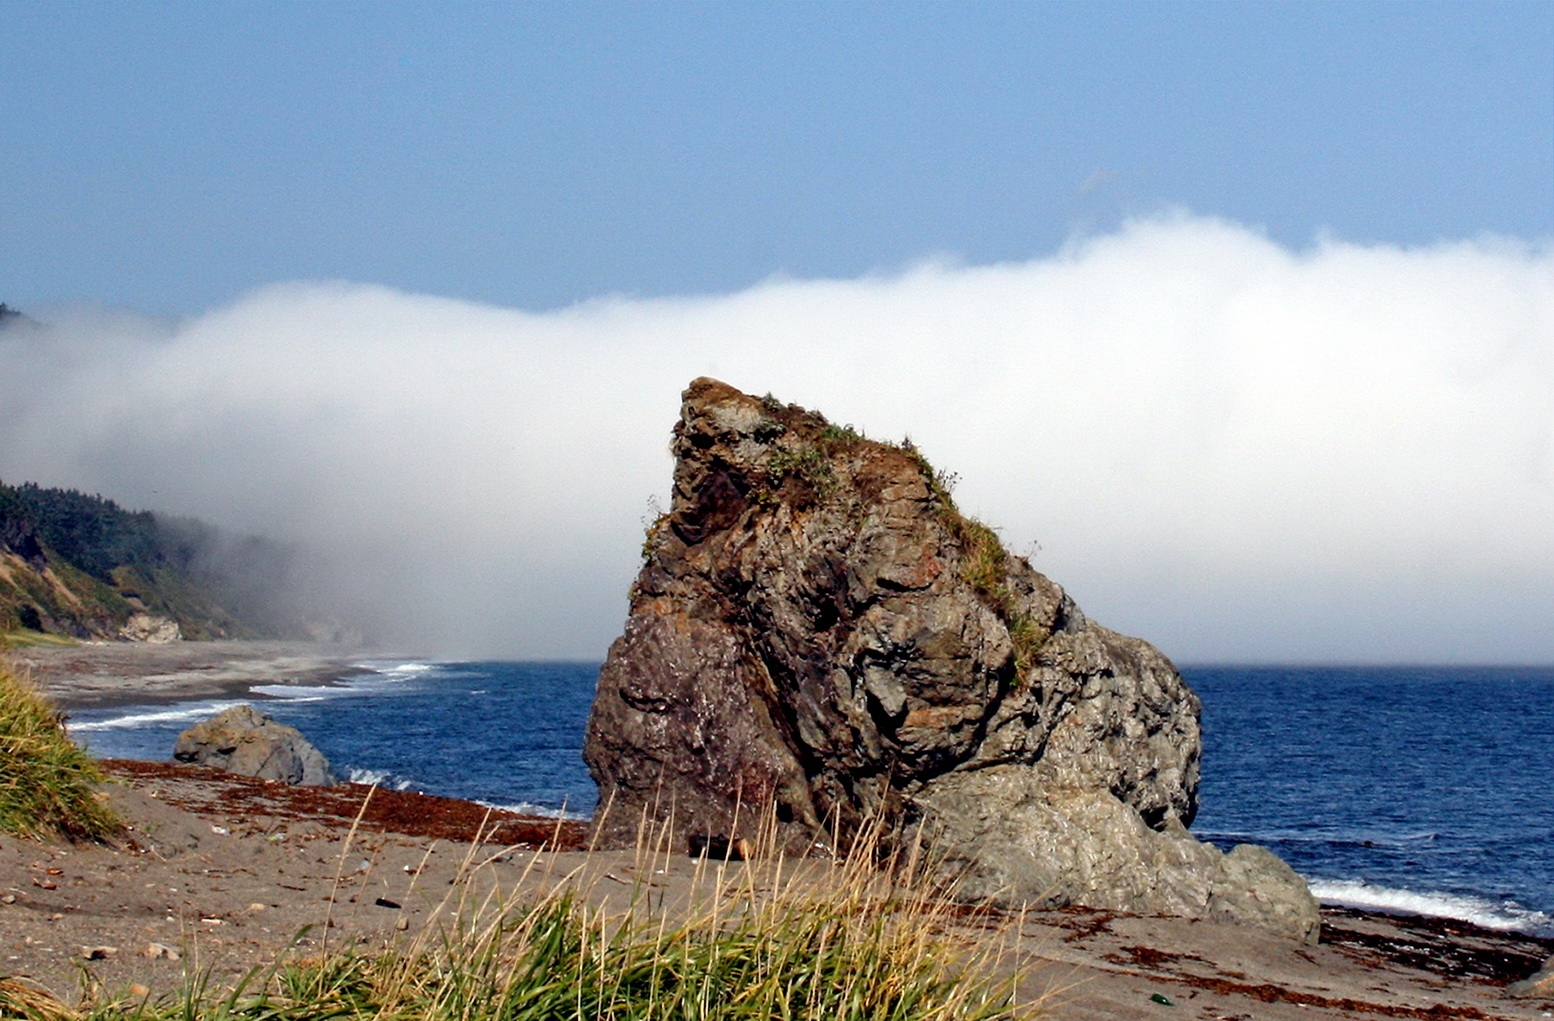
0,806 -> 1044,1021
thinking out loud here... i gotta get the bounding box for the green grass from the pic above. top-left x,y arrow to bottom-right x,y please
765,442 -> 837,497
0,630 -> 78,650
0,817 -> 1039,1021
944,516 -> 1042,678
816,422 -> 866,447
0,663 -> 121,842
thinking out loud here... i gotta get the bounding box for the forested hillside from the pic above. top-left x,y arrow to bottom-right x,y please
0,479 -> 309,642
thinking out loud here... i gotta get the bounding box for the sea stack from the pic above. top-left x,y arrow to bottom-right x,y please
584,378 -> 1318,941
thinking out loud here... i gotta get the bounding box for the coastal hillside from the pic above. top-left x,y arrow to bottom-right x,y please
0,478 -> 309,642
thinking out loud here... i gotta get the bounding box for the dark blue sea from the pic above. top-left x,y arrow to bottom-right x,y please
66,661 -> 1554,936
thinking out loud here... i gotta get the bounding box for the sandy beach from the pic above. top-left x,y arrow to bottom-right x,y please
4,641 -> 1553,1019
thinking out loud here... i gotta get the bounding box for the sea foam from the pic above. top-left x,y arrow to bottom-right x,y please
476,799 -> 589,822
69,699 -> 246,732
1311,878 -> 1554,936
249,683 -> 345,701
347,768 -> 414,791
355,661 -> 440,680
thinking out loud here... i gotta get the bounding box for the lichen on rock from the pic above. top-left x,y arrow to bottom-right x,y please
584,377 -> 1318,941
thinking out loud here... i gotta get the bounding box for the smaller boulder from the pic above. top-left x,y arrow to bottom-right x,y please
174,705 -> 338,786
1507,955 -> 1554,998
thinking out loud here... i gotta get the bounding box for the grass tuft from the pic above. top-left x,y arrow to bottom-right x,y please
766,443 -> 837,497
943,515 -> 1045,682
0,663 -> 121,842
0,979 -> 77,1021
0,810 -> 1041,1021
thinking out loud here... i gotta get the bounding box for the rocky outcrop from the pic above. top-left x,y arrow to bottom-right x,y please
584,378 -> 1319,941
119,613 -> 182,643
174,705 -> 339,786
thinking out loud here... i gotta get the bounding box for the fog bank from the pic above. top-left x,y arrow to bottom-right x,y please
4,213 -> 1550,663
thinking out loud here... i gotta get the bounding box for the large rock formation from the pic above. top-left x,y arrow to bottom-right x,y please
174,704 -> 339,786
584,378 -> 1318,941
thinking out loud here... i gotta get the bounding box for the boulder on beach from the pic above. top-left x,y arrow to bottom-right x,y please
1508,955 -> 1554,997
173,704 -> 339,786
584,377 -> 1320,942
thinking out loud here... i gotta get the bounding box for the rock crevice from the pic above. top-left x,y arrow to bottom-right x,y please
585,378 -> 1318,941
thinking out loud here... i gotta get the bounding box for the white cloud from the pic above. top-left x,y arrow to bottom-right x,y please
4,213 -> 1550,663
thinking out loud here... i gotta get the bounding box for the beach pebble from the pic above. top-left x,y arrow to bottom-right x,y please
144,942 -> 181,961
80,946 -> 117,960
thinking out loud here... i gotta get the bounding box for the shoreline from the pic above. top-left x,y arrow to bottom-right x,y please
4,638 -> 376,711
9,639 -> 1554,954
0,759 -> 1550,1019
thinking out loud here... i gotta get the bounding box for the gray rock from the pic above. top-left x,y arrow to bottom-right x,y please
1210,843 -> 1322,944
916,773 -> 1320,943
173,704 -> 338,786
119,613 -> 182,643
583,378 -> 1318,940
1507,955 -> 1554,997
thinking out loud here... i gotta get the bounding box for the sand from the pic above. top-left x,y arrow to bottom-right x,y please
4,641 -> 1553,1019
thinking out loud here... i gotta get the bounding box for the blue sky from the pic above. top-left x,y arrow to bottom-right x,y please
4,1 -> 1550,316
3,3 -> 1553,662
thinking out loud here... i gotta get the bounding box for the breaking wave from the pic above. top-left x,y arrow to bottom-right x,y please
476,799 -> 589,822
347,767 -> 414,791
69,699 -> 246,732
1310,878 -> 1554,936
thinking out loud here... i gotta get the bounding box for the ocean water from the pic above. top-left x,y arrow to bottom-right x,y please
1190,665 -> 1554,936
66,660 -> 1554,936
68,661 -> 600,819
